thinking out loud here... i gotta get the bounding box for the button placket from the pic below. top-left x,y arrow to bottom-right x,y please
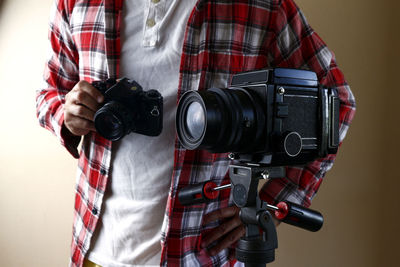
143,0 -> 166,47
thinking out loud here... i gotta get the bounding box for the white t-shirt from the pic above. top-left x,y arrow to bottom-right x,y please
87,0 -> 197,266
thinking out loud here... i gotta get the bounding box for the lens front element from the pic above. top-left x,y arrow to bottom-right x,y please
103,113 -> 121,132
185,101 -> 206,140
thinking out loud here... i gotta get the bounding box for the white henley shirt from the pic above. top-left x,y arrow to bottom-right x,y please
87,1 -> 197,266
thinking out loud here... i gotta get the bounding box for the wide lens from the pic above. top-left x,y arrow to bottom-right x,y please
176,88 -> 265,153
185,101 -> 205,140
176,91 -> 222,150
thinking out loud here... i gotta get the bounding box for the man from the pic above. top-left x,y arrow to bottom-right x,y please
36,0 -> 355,266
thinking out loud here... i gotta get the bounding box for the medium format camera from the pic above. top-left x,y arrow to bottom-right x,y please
92,78 -> 163,141
176,68 -> 340,166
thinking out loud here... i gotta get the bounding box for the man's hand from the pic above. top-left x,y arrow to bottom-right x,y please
64,80 -> 104,136
201,206 -> 245,258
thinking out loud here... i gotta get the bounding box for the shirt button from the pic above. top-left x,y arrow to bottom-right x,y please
146,18 -> 156,27
92,207 -> 98,215
151,0 -> 160,3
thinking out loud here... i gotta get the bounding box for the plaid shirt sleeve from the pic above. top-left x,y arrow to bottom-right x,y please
36,0 -> 81,158
259,0 -> 356,207
37,1 -> 116,266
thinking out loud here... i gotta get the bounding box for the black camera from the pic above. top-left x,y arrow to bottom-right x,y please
92,78 -> 163,141
176,68 -> 340,166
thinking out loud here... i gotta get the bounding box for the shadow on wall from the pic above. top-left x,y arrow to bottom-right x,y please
0,0 -> 5,14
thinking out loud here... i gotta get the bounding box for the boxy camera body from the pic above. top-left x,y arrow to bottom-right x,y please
176,68 -> 340,166
93,78 -> 163,141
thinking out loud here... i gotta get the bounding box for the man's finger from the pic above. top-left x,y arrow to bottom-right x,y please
67,104 -> 96,122
73,90 -> 102,112
202,206 -> 239,225
201,216 -> 242,249
65,116 -> 96,136
207,224 -> 245,256
76,80 -> 104,104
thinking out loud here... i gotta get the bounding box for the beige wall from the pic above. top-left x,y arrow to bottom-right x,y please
0,0 -> 76,266
0,0 -> 398,266
274,1 -> 400,267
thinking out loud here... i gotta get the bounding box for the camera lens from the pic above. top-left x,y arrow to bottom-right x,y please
94,101 -> 132,141
185,102 -> 205,140
176,88 -> 266,153
103,113 -> 121,131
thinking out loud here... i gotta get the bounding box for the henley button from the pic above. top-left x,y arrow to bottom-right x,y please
146,18 -> 156,27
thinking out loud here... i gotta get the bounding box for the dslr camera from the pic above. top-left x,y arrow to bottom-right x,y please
92,78 -> 163,141
176,68 -> 340,166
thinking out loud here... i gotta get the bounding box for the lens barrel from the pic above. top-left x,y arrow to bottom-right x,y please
176,88 -> 265,153
94,101 -> 134,141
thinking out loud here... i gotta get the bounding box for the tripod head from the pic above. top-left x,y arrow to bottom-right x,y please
178,163 -> 323,266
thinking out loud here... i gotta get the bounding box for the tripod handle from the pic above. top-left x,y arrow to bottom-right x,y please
274,201 -> 323,232
178,181 -> 219,205
178,182 -> 324,232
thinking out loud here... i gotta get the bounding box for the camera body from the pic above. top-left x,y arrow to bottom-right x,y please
176,68 -> 340,166
93,78 -> 163,141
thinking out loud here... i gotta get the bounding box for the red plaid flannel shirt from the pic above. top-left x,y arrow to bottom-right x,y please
36,0 -> 355,266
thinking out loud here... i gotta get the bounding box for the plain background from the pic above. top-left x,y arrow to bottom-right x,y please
0,0 -> 399,266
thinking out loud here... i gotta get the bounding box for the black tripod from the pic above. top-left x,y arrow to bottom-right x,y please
229,164 -> 282,266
